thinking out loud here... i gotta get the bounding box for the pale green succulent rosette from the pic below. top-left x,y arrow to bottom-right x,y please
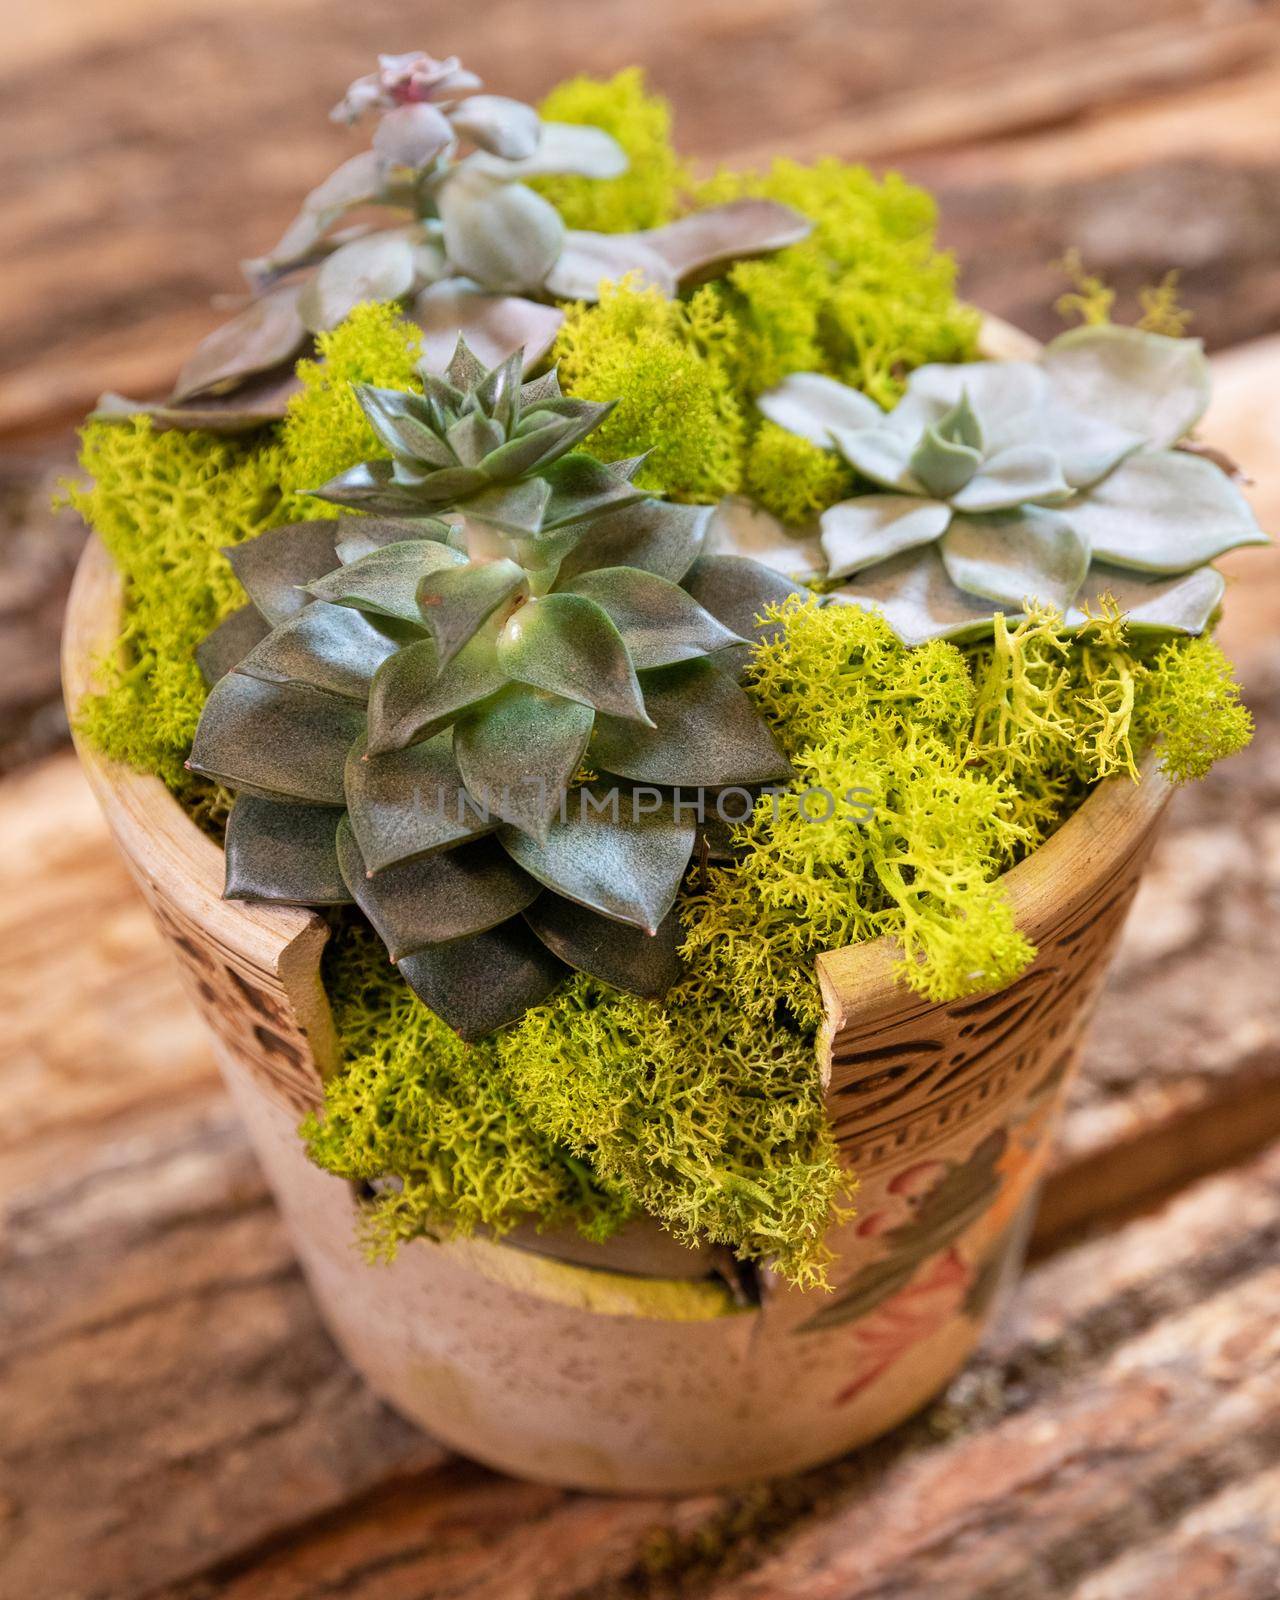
758,326 -> 1270,645
187,341 -> 799,1039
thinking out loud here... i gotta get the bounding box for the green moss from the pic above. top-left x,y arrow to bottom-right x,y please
683,599 -> 1035,1016
696,159 -> 981,406
746,420 -> 857,527
553,278 -> 746,501
1134,633 -> 1253,781
495,976 -> 844,1288
68,421 -> 292,788
305,923 -> 636,1251
281,301 -> 423,506
533,68 -> 689,232
550,149 -> 978,519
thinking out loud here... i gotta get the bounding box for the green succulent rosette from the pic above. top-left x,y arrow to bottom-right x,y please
758,325 -> 1269,645
188,341 -> 799,1038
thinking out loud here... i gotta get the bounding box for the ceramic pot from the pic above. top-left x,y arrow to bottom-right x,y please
61,310 -> 1172,1488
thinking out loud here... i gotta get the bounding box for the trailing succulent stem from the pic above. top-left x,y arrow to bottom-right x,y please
189,340 -> 800,1038
93,51 -> 809,434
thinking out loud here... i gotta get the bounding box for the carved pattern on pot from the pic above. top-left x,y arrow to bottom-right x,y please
820,842 -> 1156,1174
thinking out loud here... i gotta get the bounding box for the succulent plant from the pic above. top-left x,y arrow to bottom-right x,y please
96,50 -> 810,434
188,342 -> 801,1038
759,326 -> 1269,645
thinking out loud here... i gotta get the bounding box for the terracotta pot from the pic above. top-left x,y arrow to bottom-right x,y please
60,319 -> 1173,1491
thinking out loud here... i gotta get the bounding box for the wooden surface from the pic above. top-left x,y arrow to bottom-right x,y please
2,0 -> 1280,437
3,4 -> 1280,1594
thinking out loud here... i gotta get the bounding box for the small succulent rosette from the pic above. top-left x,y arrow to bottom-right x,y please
95,49 -> 809,433
188,342 -> 802,1038
758,326 -> 1269,644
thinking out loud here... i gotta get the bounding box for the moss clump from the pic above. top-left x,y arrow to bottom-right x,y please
68,423 -> 291,790
496,976 -> 844,1287
746,420 -> 857,527
281,301 -> 422,505
533,68 -> 689,233
1134,633 -> 1253,781
553,278 -> 746,501
305,923 -> 636,1251
696,158 -> 980,406
683,599 -> 1035,1017
547,83 -> 978,518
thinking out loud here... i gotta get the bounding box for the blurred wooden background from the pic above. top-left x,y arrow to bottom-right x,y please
3,4 -> 1280,1597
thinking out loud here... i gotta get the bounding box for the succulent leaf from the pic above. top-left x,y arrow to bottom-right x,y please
171,283 -> 309,403
468,120 -> 628,181
93,370 -> 303,434
413,281 -> 565,375
705,496 -> 824,579
371,102 -> 454,169
355,387 -> 458,468
366,632 -> 505,754
940,507 -> 1090,613
679,554 -> 807,663
461,480 -> 553,537
332,516 -> 455,565
417,558 -> 527,668
225,797 -> 350,905
640,199 -> 812,278
447,94 -> 542,161
234,600 -> 403,701
313,458 -> 464,515
188,673 -> 364,804
196,604 -> 271,688
756,371 -> 884,447
336,819 -> 539,962
544,233 -> 678,301
246,150 -> 384,279
830,427 -> 921,493
497,592 -> 650,723
907,424 -> 982,500
562,566 -> 743,670
830,546 -> 1005,647
297,230 -> 423,335
437,169 -> 565,294
554,499 -> 711,585
499,790 -> 695,933
541,452 -> 648,528
307,539 -> 466,622
1059,449 -> 1269,574
591,658 -> 790,788
820,495 -> 952,580
396,921 -> 566,1042
522,898 -> 684,999
224,520 -> 345,624
345,731 -> 495,873
1065,563 -> 1226,634
948,445 -> 1070,513
453,685 -> 595,840
1042,325 -> 1211,449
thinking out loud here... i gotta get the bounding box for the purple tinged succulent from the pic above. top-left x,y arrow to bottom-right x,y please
330,52 -> 484,123
94,49 -> 811,435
